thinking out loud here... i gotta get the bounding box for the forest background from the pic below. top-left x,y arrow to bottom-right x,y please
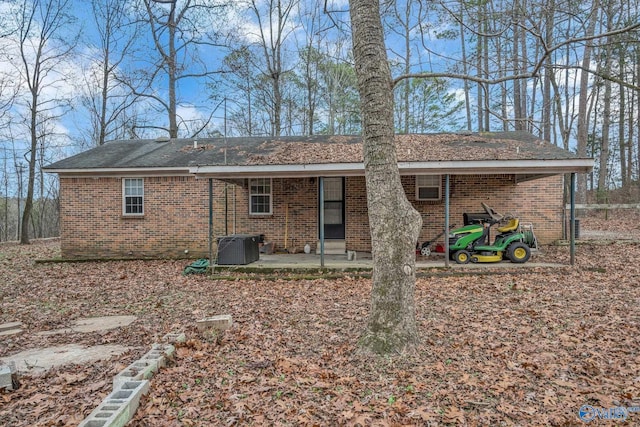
0,0 -> 639,243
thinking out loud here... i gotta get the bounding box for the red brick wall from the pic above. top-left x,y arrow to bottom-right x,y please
59,176 -> 210,258
59,173 -> 564,258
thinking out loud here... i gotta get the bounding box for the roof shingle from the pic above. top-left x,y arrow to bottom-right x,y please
45,132 -> 584,172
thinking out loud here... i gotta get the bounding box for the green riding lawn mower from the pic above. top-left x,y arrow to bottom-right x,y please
445,203 -> 538,264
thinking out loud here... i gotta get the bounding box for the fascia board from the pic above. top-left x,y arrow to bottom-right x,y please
190,159 -> 594,178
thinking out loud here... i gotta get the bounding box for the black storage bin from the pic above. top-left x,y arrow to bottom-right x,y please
217,234 -> 260,265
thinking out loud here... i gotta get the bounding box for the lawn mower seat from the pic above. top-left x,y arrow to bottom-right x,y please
497,218 -> 519,233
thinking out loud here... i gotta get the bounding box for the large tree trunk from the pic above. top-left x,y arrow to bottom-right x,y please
349,0 -> 422,354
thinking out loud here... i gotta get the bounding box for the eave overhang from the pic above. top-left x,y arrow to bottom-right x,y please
43,167 -> 191,177
45,158 -> 594,180
188,158 -> 594,179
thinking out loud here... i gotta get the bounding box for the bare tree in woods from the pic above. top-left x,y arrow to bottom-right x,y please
294,0 -> 328,135
222,46 -> 257,136
11,0 -> 77,244
247,0 -> 297,137
575,1 -> 600,203
81,0 -> 141,147
132,0 -> 228,138
349,0 -> 422,354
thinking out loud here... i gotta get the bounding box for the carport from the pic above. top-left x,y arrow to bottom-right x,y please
192,157 -> 593,267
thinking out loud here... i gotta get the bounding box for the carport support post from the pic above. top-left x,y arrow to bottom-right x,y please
318,176 -> 324,267
209,178 -> 214,270
319,176 -> 325,267
570,173 -> 576,266
445,174 -> 450,268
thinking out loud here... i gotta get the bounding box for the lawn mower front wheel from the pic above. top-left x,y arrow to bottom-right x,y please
453,250 -> 471,264
508,242 -> 531,263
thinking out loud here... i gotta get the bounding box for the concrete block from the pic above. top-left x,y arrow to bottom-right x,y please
1,365 -> 14,391
155,343 -> 176,359
112,344 -> 175,389
162,332 -> 186,344
0,321 -> 22,332
196,314 -> 232,332
0,321 -> 23,337
79,380 -> 150,427
112,360 -> 156,390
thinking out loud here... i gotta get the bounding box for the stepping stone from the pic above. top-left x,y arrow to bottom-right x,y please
0,321 -> 23,337
38,315 -> 137,336
1,344 -> 130,374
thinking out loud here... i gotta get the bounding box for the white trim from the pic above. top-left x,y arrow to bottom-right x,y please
46,158 -> 594,179
189,158 -> 594,178
122,178 -> 144,216
45,167 -> 190,176
248,178 -> 272,215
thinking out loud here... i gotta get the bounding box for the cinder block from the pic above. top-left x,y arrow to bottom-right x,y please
79,380 -> 150,427
112,360 -> 156,390
112,344 -> 175,389
0,321 -> 23,337
155,343 -> 176,359
1,365 -> 13,391
196,314 -> 232,332
0,321 -> 22,332
162,332 -> 186,344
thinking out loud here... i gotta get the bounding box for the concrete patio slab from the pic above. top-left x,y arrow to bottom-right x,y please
211,252 -> 565,271
38,315 -> 137,336
1,344 -> 130,374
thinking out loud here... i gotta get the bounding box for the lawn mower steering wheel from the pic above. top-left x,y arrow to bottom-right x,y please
481,202 -> 504,221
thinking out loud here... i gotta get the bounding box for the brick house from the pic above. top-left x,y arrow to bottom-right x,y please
44,132 -> 593,259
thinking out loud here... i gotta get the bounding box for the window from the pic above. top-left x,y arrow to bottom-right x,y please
415,175 -> 441,201
123,178 -> 144,215
249,178 -> 272,215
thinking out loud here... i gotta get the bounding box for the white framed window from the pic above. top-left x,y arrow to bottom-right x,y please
123,178 -> 144,216
249,178 -> 272,215
415,175 -> 441,201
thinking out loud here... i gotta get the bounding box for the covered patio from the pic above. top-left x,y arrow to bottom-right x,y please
210,251 -> 568,272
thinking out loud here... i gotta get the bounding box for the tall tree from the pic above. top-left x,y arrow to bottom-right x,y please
575,0 -> 600,202
10,0 -> 78,244
221,46 -> 257,136
131,0 -> 228,138
81,0 -> 141,146
247,0 -> 297,137
349,0 -> 422,354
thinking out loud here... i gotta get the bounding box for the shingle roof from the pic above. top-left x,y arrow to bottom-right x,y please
45,132 -> 586,172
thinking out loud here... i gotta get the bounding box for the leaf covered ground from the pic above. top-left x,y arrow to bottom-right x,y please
1,209 -> 640,426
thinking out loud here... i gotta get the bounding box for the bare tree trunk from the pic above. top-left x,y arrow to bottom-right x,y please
476,4 -> 484,132
16,0 -> 77,244
598,75 -> 612,197
482,2 -> 490,131
542,0 -> 554,141
349,0 -> 421,355
167,2 -> 178,138
619,58 -> 627,188
459,20 -> 472,131
251,0 -> 295,137
576,0 -> 599,203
